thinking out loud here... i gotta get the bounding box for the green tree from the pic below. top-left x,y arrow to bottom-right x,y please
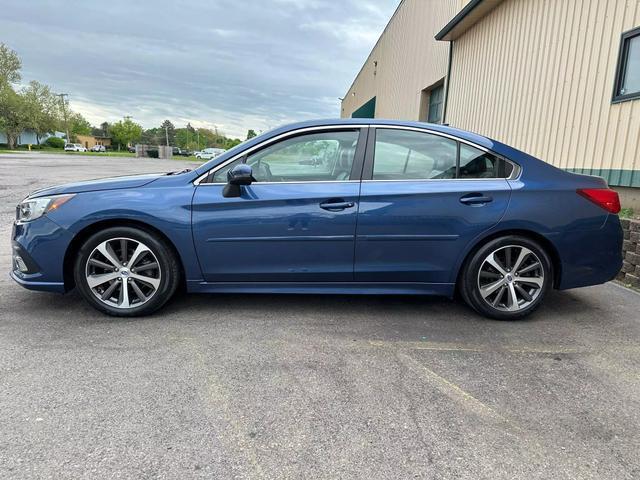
68,111 -> 91,138
22,81 -> 61,144
110,117 -> 143,150
0,43 -> 21,85
246,129 -> 257,140
141,127 -> 163,145
161,119 -> 175,146
0,83 -> 29,148
224,138 -> 242,149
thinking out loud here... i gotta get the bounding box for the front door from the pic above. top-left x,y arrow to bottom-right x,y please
355,127 -> 513,284
192,128 -> 366,282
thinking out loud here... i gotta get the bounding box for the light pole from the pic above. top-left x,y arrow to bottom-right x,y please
56,93 -> 69,142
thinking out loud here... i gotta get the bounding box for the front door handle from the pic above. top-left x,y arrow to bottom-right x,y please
320,200 -> 355,211
460,193 -> 493,205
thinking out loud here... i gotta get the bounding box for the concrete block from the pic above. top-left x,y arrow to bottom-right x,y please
624,229 -> 631,240
622,261 -> 634,273
625,251 -> 640,265
623,240 -> 633,253
620,218 -> 631,230
625,273 -> 640,288
630,220 -> 640,233
630,231 -> 640,244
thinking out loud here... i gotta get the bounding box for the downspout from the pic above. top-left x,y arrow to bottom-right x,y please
442,40 -> 454,125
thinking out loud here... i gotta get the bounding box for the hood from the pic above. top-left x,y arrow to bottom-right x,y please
28,173 -> 164,198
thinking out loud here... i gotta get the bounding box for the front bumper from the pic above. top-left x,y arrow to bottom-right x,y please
10,217 -> 74,293
9,270 -> 65,293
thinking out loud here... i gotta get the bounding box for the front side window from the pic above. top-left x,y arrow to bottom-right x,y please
210,130 -> 359,183
372,129 -> 457,180
613,26 -> 640,103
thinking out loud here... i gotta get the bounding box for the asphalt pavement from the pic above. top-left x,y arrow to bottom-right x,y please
1,153 -> 639,479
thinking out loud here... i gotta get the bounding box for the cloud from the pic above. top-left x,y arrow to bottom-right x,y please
1,0 -> 398,138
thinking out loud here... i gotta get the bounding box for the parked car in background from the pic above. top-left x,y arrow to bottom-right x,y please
10,119 -> 623,319
128,145 -> 136,153
64,143 -> 87,152
195,147 -> 225,160
171,147 -> 191,157
90,145 -> 106,153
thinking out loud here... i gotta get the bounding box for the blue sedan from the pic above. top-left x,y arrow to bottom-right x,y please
11,119 -> 623,320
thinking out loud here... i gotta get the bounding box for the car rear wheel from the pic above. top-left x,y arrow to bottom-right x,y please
460,235 -> 552,320
74,226 -> 180,317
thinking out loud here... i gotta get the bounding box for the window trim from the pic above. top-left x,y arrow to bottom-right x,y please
195,124 -> 520,185
194,125 -> 369,185
612,26 -> 640,104
361,126 -> 520,182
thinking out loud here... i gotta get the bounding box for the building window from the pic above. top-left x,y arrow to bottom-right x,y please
427,85 -> 444,123
613,26 -> 640,103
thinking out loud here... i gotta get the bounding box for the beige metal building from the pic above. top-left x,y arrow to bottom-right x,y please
341,0 -> 640,206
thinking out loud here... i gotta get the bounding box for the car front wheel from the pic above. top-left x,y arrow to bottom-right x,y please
460,235 -> 552,320
74,226 -> 180,317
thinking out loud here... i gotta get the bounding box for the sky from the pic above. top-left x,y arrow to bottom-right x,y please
2,0 -> 399,138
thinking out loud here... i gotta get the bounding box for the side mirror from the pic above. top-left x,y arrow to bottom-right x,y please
223,164 -> 254,198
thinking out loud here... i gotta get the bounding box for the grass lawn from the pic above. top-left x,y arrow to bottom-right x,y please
0,147 -> 135,157
63,151 -> 136,157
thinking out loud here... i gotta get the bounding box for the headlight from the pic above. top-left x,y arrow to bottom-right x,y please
16,194 -> 76,223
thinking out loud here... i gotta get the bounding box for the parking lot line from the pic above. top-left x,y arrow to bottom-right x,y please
397,352 -> 515,426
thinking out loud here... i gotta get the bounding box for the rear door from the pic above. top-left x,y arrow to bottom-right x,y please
355,127 -> 513,284
192,127 -> 367,282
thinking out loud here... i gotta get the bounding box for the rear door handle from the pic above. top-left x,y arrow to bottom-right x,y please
460,193 -> 493,205
320,200 -> 355,211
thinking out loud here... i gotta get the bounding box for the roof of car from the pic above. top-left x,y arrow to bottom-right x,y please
271,118 -> 500,152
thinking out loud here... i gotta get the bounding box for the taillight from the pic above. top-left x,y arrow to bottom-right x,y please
577,188 -> 621,214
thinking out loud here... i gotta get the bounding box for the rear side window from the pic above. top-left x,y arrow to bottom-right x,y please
459,144 -> 513,179
373,129 -> 457,180
372,129 -> 514,180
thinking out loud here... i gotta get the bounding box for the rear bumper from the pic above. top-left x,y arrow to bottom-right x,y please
554,214 -> 623,290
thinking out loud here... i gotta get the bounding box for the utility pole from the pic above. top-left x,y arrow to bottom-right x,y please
165,125 -> 169,146
56,93 -> 69,142
197,129 -> 200,150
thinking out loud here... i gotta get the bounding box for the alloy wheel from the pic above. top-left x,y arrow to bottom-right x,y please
477,245 -> 545,312
85,237 -> 161,309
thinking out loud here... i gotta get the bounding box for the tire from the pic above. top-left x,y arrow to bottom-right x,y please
74,226 -> 180,317
460,235 -> 553,320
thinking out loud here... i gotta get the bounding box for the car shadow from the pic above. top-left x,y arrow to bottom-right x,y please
8,283 -> 603,331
